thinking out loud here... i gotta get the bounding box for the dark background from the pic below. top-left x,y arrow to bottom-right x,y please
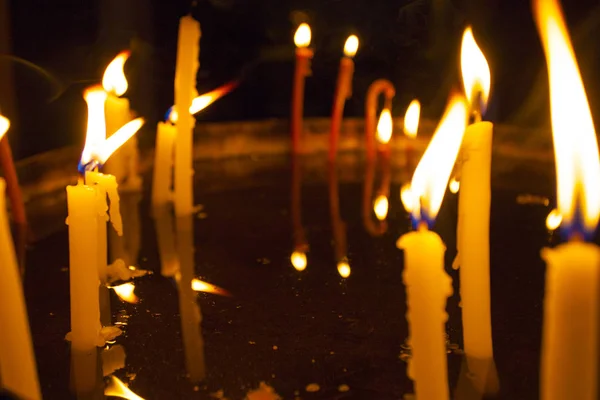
2,0 -> 600,159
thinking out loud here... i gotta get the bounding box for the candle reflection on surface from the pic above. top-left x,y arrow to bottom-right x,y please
328,163 -> 350,278
70,348 -> 102,399
362,157 -> 390,237
154,206 -> 206,382
291,155 -> 309,271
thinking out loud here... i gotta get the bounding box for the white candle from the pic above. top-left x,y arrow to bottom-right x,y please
152,121 -> 176,205
85,170 -> 123,283
455,121 -> 493,362
0,178 -> 41,400
397,224 -> 452,400
534,0 -> 600,398
102,51 -> 141,189
398,94 -> 467,400
66,181 -> 102,352
174,16 -> 200,215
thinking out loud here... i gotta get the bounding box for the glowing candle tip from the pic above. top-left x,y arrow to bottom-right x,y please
403,100 -> 421,138
343,35 -> 359,58
294,23 -> 311,48
460,27 -> 491,115
102,51 -> 130,96
376,108 -> 393,144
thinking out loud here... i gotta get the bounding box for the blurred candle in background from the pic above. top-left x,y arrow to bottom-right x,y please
398,94 -> 468,400
534,0 -> 600,398
173,15 -> 200,216
329,35 -> 359,161
365,79 -> 395,161
455,26 -> 496,387
291,23 -> 313,153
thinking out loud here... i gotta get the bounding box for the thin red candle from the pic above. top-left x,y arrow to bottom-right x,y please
291,23 -> 313,154
328,35 -> 359,161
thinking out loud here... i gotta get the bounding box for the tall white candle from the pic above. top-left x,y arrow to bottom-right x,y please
533,0 -> 600,398
397,224 -> 452,400
152,121 -> 176,205
398,94 -> 467,400
0,178 -> 41,400
174,16 -> 200,215
455,121 -> 494,361
66,182 -> 102,352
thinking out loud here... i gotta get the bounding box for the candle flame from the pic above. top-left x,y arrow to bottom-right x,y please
546,208 -> 563,231
449,177 -> 460,194
168,81 -> 238,123
111,283 -> 139,304
105,376 -> 145,400
191,278 -> 232,296
534,0 -> 600,236
402,94 -> 468,224
294,23 -> 311,48
460,27 -> 491,113
0,114 -> 9,140
102,51 -> 130,97
403,100 -> 420,138
376,108 -> 393,144
98,118 -> 145,164
373,195 -> 389,220
337,261 -> 351,278
291,251 -> 307,271
343,35 -> 359,58
80,85 -> 108,169
400,184 -> 413,213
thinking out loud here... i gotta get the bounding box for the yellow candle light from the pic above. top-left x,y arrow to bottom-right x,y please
291,23 -> 314,153
401,99 -> 421,180
455,26 -> 495,372
102,51 -> 140,189
398,94 -> 468,400
534,0 -> 600,398
173,15 -> 201,216
290,155 -> 309,271
153,82 -> 237,206
0,119 -> 41,400
329,34 -> 359,161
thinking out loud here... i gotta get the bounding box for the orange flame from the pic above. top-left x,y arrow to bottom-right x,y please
294,23 -> 311,48
105,376 -> 145,400
80,85 -> 107,167
460,27 -> 491,112
98,118 -> 145,164
337,261 -> 351,278
102,51 -> 130,97
373,195 -> 389,220
403,100 -> 420,139
534,0 -> 600,234
168,81 -> 238,123
0,114 -> 9,140
191,279 -> 231,296
291,251 -> 307,271
401,94 -> 468,222
343,35 -> 359,58
111,283 -> 139,304
376,108 -> 393,144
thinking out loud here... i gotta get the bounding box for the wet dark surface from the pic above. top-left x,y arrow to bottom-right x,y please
23,154 -> 557,399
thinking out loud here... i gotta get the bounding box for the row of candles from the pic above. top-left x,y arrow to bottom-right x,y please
0,0 -> 598,397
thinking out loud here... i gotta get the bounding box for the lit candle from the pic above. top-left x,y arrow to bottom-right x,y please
0,114 -> 25,228
290,155 -> 308,271
153,82 -> 237,206
398,94 -> 468,400
534,0 -> 600,398
375,108 -> 393,156
68,86 -> 144,353
454,26 -> 495,370
174,15 -> 201,216
291,23 -> 313,153
402,99 -> 420,172
365,79 -> 395,161
329,35 -> 359,161
0,122 -> 41,400
102,51 -> 140,189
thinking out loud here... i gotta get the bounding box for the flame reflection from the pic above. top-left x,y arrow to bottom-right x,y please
291,251 -> 307,271
191,278 -> 231,296
105,376 -> 145,400
111,283 -> 139,304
